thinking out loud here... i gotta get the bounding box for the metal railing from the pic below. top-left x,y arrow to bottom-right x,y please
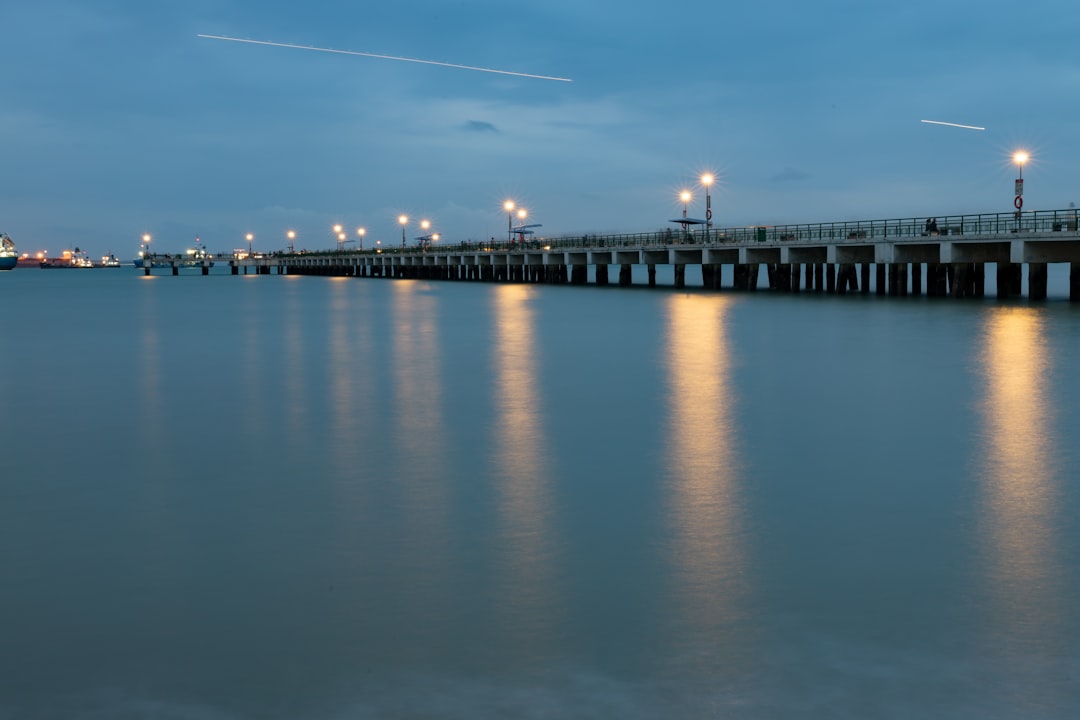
276,208 -> 1080,257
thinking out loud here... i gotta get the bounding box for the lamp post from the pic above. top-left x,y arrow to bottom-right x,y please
246,233 -> 254,257
701,173 -> 714,242
515,208 -> 527,244
504,200 -> 515,244
357,227 -> 366,250
399,215 -> 408,247
679,190 -> 691,241
1013,151 -> 1028,226
286,230 -> 296,254
141,233 -> 151,260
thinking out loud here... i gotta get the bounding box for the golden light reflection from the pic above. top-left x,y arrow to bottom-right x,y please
282,280 -> 310,450
137,287 -> 164,452
327,280 -> 360,462
977,308 -> 1064,647
492,284 -> 558,645
664,294 -> 747,639
389,281 -> 452,604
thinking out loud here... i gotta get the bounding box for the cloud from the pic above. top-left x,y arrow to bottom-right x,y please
464,120 -> 499,133
770,168 -> 811,183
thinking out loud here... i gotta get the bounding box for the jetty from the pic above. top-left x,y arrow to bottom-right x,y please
143,208 -> 1080,300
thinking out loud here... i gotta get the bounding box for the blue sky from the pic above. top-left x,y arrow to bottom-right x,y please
2,0 -> 1078,256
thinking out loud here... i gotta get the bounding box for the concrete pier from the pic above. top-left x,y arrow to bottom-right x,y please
140,208 -> 1080,301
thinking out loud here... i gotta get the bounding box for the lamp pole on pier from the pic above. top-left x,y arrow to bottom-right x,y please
516,208 -> 527,244
357,227 -> 366,250
141,233 -> 151,260
701,173 -> 714,242
504,200 -> 515,244
1013,151 -> 1028,228
399,215 -> 408,248
246,233 -> 254,257
679,190 -> 691,240
286,230 -> 296,253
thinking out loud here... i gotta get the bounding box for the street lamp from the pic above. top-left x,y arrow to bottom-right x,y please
504,200 -> 515,243
337,232 -> 347,251
141,233 -> 151,259
679,190 -> 691,219
246,232 -> 254,257
399,215 -> 408,247
701,173 -> 714,242
515,209 -> 527,244
1013,151 -> 1028,222
286,230 -> 296,253
357,227 -> 366,250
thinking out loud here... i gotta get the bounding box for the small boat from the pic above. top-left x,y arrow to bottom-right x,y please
0,233 -> 17,271
98,253 -> 122,268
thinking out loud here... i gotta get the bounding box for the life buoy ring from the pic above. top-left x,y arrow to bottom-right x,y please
1014,196 -> 1024,210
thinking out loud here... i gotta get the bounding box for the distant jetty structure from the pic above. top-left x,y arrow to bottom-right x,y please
143,209 -> 1080,300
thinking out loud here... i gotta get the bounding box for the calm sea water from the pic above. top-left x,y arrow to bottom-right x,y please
1,268 -> 1078,719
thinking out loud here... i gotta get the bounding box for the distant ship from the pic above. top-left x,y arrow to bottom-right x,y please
0,233 -> 16,271
40,249 -> 94,269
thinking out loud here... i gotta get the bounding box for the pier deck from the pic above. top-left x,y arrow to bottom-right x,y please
143,208 -> 1080,300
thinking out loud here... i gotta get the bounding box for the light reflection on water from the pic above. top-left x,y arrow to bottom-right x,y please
2,272 -> 1079,718
490,284 -> 559,653
662,294 -> 748,650
387,281 -> 454,627
976,308 -> 1066,661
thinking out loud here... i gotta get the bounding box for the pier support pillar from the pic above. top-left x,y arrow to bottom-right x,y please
791,264 -> 802,293
814,263 -> 824,293
826,264 -> 836,294
172,263 -> 179,276
1029,263 -> 1048,300
596,264 -> 609,286
733,264 -> 748,290
702,264 -> 715,289
619,264 -> 632,286
1071,263 -> 1080,302
648,264 -> 657,287
997,263 -> 1022,298
674,264 -> 686,289
911,263 -> 922,296
946,263 -> 977,298
571,265 -> 587,285
876,264 -> 886,295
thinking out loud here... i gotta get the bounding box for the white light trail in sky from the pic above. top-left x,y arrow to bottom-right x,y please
197,34 -> 573,83
920,119 -> 986,131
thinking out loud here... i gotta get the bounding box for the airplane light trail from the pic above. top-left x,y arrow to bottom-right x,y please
920,119 -> 986,131
197,34 -> 573,83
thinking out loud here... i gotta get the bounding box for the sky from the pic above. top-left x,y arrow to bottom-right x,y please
2,0 -> 1078,257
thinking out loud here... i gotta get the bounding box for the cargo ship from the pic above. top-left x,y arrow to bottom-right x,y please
40,249 -> 94,268
0,233 -> 16,270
